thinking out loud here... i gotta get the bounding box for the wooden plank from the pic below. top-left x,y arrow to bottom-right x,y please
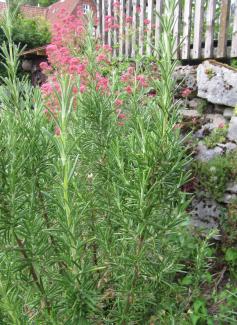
146,0 -> 154,56
182,0 -> 192,60
217,0 -> 230,58
154,0 -> 163,53
139,0 -> 146,55
131,0 -> 138,57
113,2 -> 119,57
192,0 -> 204,59
204,0 -> 216,58
125,0 -> 132,57
119,0 -> 125,56
231,2 -> 237,57
173,0 -> 181,59
107,0 -> 112,48
96,0 -> 102,38
101,0 -> 106,44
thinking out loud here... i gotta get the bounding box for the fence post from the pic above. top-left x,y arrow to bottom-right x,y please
193,0 -> 204,59
146,0 -> 154,56
154,0 -> 163,55
204,0 -> 216,59
182,0 -> 192,60
231,2 -> 237,57
139,0 -> 146,55
108,0 -> 113,48
96,0 -> 102,38
217,0 -> 230,58
125,0 -> 132,57
119,0 -> 125,56
131,0 -> 138,57
173,0 -> 181,59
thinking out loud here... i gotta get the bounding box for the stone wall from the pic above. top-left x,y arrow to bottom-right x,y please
175,60 -> 237,238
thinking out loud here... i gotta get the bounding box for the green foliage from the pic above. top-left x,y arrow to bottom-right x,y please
194,152 -> 237,201
204,126 -> 228,149
11,15 -> 50,49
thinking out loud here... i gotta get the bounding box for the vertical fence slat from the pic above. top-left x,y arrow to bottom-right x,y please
108,0 -> 112,48
182,0 -> 192,60
155,0 -> 163,53
217,0 -> 230,58
101,0 -> 106,45
173,0 -> 181,59
125,0 -> 132,57
231,2 -> 237,57
193,0 -> 204,59
146,0 -> 154,56
131,0 -> 138,57
139,0 -> 146,55
96,0 -> 102,38
204,0 -> 216,58
113,3 -> 118,57
119,0 -> 125,56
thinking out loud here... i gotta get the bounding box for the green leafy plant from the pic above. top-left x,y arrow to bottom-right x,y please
204,126 -> 228,149
0,2 -> 196,323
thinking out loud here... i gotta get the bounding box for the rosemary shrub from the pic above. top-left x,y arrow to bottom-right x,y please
0,1 -> 192,323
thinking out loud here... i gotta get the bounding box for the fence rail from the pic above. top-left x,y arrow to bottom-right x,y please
96,0 -> 237,60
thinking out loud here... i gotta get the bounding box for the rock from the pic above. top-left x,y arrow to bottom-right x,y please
197,60 -> 237,107
228,116 -> 237,143
196,143 -> 223,161
218,142 -> 237,153
174,65 -> 197,95
188,98 -> 206,110
223,107 -> 234,120
205,113 -> 226,129
190,198 -> 221,235
226,182 -> 237,194
220,193 -> 237,204
180,109 -> 201,119
22,59 -> 33,72
214,104 -> 228,113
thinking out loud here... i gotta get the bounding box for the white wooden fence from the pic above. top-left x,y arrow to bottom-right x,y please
96,0 -> 237,60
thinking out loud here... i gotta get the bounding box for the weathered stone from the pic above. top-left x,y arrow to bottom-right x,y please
188,98 -> 206,110
218,142 -> 237,153
180,109 -> 201,119
214,104 -> 228,113
190,198 -> 221,235
223,107 -> 234,120
205,113 -> 226,129
220,193 -> 237,204
228,116 -> 237,143
226,182 -> 237,194
197,60 -> 237,107
174,65 -> 197,94
196,143 -> 223,161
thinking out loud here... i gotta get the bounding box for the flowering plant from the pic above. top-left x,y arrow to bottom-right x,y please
0,2 -> 194,323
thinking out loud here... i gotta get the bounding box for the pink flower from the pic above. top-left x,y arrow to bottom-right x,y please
144,19 -> 150,25
72,86 -> 78,94
115,99 -> 123,106
136,5 -> 141,13
77,63 -> 86,74
39,61 -> 51,71
126,16 -> 133,23
54,126 -> 61,136
46,44 -> 57,52
118,113 -> 126,119
125,86 -> 132,94
80,84 -> 86,93
96,53 -> 108,63
41,83 -> 53,96
218,122 -> 225,129
136,75 -> 148,87
181,88 -> 192,98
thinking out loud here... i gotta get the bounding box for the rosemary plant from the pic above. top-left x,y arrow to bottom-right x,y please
0,1 -> 193,323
